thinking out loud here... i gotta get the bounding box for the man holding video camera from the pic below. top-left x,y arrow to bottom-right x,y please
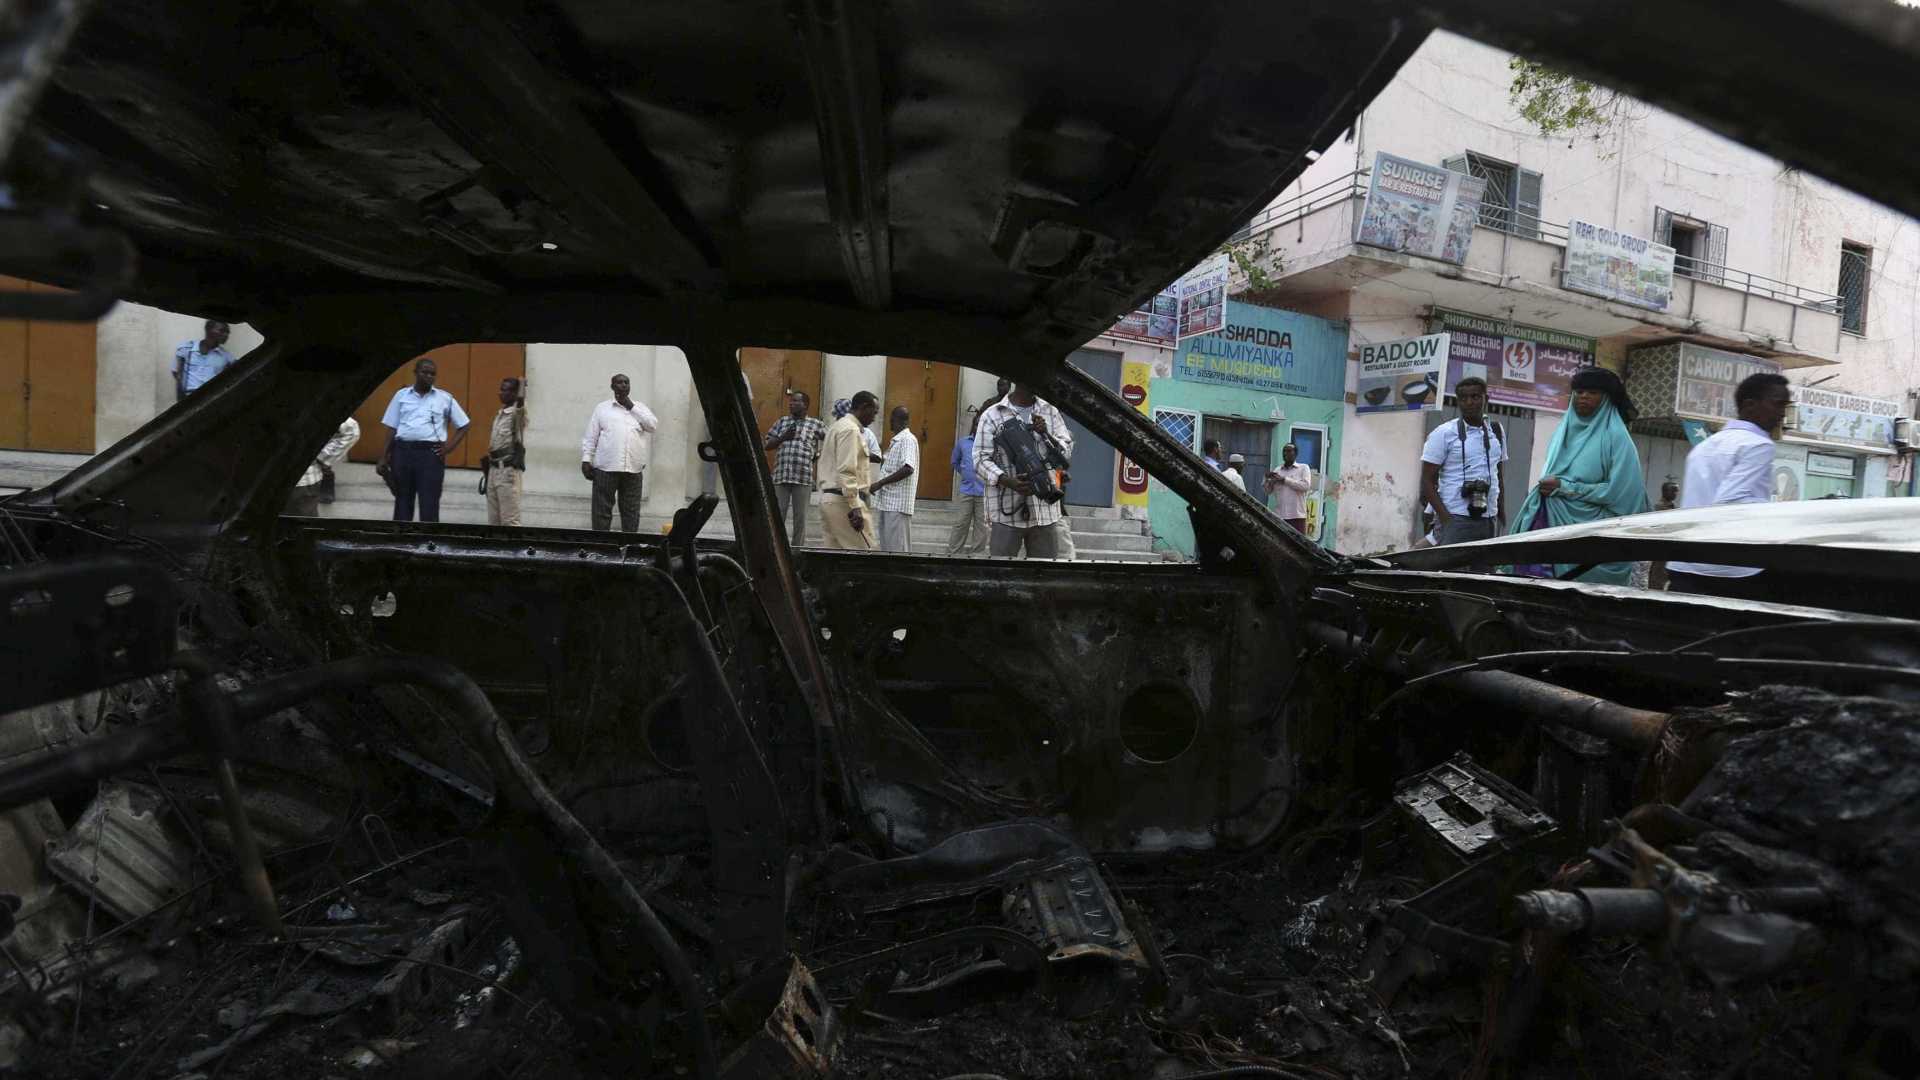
974,383 -> 1075,559
1418,376 -> 1507,558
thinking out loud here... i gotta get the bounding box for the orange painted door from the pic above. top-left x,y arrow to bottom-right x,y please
348,343 -> 521,466
739,348 -> 824,472
0,280 -> 26,449
460,343 -> 528,469
24,281 -> 97,453
882,357 -> 960,500
0,276 -> 98,453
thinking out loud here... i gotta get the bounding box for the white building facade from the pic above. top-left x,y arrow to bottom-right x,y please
1236,31 -> 1918,555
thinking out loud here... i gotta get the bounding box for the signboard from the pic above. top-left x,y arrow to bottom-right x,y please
1176,253 -> 1230,342
1107,285 -> 1179,347
1355,153 -> 1488,265
1357,332 -> 1448,414
1174,300 -> 1348,401
1563,219 -> 1675,311
1676,344 -> 1780,422
1771,443 -> 1807,502
1807,451 -> 1857,478
1116,361 -> 1152,508
1791,386 -> 1901,448
1106,253 -> 1231,347
1432,309 -> 1592,413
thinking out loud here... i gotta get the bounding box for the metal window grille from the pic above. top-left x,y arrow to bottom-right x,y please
1465,154 -> 1515,232
1839,244 -> 1870,335
1154,408 -> 1199,450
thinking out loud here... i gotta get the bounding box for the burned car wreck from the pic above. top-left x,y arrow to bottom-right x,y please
2,1 -> 1919,1077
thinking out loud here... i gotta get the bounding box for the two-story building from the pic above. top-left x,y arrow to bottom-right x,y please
1223,31 -> 1917,554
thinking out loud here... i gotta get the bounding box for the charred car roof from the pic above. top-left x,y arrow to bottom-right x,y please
17,0 -> 1423,360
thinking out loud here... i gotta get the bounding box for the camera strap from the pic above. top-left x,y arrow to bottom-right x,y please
1454,418 -> 1500,482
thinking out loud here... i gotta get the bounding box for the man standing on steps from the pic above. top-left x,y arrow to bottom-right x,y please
764,390 -> 826,548
483,377 -> 529,526
820,391 -> 880,549
171,319 -> 233,401
870,405 -> 920,552
974,383 -> 1074,558
946,405 -> 990,555
378,356 -> 470,523
580,372 -> 658,532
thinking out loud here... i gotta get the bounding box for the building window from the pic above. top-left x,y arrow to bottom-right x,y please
1839,241 -> 1871,335
1654,207 -> 1728,283
1442,153 -> 1543,239
1154,408 -> 1199,451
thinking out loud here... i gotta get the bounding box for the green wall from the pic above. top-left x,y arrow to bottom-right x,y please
1146,377 -> 1346,557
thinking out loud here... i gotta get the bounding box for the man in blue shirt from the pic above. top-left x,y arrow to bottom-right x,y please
171,320 -> 233,401
945,404 -> 991,554
377,356 -> 471,523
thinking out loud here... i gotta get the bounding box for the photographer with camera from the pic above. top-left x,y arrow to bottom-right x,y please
973,383 -> 1074,559
1418,376 -> 1507,558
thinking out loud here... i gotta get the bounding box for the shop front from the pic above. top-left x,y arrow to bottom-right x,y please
1622,342 -> 1903,500
1144,300 -> 1348,557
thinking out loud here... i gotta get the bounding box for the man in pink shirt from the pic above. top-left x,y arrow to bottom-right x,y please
1265,442 -> 1313,535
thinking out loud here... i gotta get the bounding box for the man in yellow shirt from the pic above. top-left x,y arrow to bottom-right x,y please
818,390 -> 880,549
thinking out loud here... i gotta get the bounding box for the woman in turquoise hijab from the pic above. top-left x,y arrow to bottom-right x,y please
1508,367 -> 1650,584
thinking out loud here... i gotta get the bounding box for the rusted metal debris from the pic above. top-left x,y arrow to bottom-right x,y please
43,781 -> 192,923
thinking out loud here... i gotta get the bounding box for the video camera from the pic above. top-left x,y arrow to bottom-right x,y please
994,415 -> 1070,504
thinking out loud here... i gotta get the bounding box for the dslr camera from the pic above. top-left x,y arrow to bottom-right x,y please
1461,478 -> 1491,518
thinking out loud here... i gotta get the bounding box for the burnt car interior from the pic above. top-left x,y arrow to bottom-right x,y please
1,2 -> 1917,1078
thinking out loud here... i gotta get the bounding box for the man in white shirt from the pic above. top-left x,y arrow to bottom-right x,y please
870,406 -> 920,552
1265,442 -> 1313,535
378,357 -> 470,522
1419,377 -> 1508,554
1667,373 -> 1792,600
973,384 -> 1074,558
286,418 -> 359,517
580,373 -> 659,532
171,320 -> 233,401
1222,452 -> 1246,489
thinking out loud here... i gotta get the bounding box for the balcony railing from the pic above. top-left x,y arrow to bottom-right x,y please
1235,169 -> 1843,313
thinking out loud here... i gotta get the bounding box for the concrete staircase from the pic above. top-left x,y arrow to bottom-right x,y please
318,465 -> 1170,562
